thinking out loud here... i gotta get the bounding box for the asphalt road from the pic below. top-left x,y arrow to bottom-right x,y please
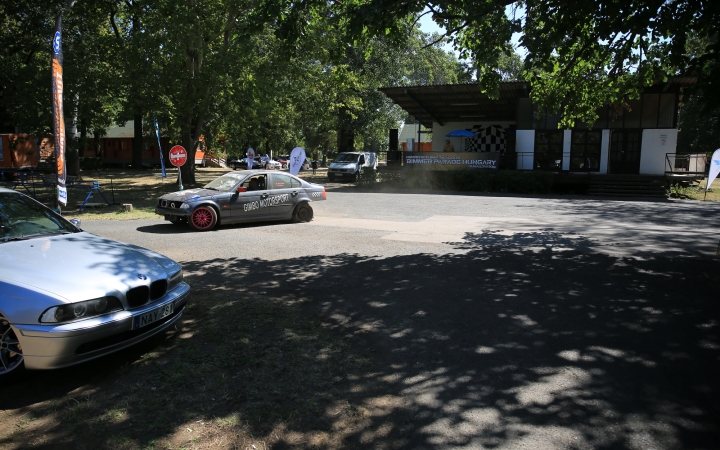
80,192 -> 720,449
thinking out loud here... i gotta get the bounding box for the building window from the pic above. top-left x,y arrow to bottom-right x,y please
570,131 -> 601,172
534,130 -> 564,171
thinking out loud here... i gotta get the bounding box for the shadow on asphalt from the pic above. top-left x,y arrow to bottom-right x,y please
2,232 -> 719,449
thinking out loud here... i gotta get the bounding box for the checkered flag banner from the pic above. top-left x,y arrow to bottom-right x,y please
463,125 -> 506,152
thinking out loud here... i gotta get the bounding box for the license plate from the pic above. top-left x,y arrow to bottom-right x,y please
134,303 -> 174,329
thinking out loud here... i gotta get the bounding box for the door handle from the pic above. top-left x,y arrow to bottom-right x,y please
261,193 -> 269,198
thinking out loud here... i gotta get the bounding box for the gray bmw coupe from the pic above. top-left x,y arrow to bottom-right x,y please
155,170 -> 326,231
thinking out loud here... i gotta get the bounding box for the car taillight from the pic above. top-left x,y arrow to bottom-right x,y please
321,190 -> 327,199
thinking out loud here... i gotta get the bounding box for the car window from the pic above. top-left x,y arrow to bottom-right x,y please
242,175 -> 267,191
271,174 -> 295,190
290,177 -> 302,188
203,175 -> 241,192
335,153 -> 359,162
0,192 -> 77,242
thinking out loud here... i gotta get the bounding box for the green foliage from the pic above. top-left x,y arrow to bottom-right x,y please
667,182 -> 702,199
356,167 -> 378,186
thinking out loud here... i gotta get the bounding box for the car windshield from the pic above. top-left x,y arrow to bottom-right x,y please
0,192 -> 78,242
203,175 -> 241,192
335,153 -> 360,162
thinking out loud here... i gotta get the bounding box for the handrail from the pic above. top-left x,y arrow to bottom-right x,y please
665,153 -> 706,174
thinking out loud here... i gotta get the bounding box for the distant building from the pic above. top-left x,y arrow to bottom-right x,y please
380,78 -> 701,176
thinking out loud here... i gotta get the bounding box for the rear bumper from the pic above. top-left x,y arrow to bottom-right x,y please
15,282 -> 190,370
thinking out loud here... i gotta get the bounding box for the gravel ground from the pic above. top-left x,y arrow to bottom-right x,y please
73,192 -> 720,449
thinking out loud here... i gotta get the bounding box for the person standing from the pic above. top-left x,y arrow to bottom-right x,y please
443,139 -> 455,152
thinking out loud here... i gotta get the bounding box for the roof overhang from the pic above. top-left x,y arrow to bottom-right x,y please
380,82 -> 529,128
380,78 -> 697,129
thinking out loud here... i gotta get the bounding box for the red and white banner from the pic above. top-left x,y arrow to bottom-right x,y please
51,13 -> 66,205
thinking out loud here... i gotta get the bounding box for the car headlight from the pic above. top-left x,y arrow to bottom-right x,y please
180,203 -> 190,209
168,268 -> 184,289
39,296 -> 124,323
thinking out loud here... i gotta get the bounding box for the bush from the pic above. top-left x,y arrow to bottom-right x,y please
356,168 -> 378,186
79,157 -> 102,170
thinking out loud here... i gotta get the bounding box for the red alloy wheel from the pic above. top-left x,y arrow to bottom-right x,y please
190,206 -> 217,231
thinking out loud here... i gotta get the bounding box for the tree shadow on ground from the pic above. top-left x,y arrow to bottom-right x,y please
1,232 -> 719,449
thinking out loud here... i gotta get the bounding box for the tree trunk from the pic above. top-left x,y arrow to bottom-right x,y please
66,116 -> 80,178
79,118 -> 87,157
132,112 -> 143,168
338,107 -> 354,153
180,130 -> 196,184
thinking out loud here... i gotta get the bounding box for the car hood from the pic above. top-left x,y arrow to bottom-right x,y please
329,162 -> 357,169
0,232 -> 179,303
160,188 -> 218,202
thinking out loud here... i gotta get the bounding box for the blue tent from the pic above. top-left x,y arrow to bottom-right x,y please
446,129 -> 475,137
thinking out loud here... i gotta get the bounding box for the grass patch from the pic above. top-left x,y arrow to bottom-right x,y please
0,284 -> 361,449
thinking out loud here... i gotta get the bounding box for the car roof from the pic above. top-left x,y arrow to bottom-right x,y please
0,187 -> 19,194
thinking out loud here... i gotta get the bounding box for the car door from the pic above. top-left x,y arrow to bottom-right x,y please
232,174 -> 271,221
268,173 -> 300,218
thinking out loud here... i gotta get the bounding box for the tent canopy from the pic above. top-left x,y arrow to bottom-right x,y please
446,129 -> 475,137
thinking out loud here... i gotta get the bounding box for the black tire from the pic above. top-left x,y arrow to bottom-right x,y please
1,315 -> 25,382
292,202 -> 314,223
189,206 -> 218,231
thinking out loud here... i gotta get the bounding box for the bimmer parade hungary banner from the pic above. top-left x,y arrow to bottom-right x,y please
404,152 -> 500,171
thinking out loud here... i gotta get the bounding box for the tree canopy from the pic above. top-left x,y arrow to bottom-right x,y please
1,0 -> 717,176
282,0 -> 718,128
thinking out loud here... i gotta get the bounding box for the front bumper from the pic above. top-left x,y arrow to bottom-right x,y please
15,282 -> 191,370
328,171 -> 357,178
155,206 -> 191,220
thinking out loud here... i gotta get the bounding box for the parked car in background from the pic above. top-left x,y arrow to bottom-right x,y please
230,157 -> 263,170
0,188 -> 191,380
264,159 -> 282,170
327,152 -> 378,181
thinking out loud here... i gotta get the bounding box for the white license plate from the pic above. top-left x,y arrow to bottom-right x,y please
134,303 -> 174,329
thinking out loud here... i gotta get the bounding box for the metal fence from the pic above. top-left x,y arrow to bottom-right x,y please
665,153 -> 707,175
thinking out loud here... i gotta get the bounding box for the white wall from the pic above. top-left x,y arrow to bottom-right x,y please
399,123 -> 431,143
515,130 -> 535,170
562,130 -> 571,171
432,121 -> 516,152
640,129 -> 677,175
598,130 -> 610,174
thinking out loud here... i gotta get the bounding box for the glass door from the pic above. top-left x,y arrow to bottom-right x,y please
609,130 -> 642,174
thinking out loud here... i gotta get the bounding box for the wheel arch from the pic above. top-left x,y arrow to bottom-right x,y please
192,202 -> 222,224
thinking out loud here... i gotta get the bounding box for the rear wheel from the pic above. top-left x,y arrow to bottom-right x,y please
292,202 -> 314,223
190,206 -> 218,231
0,316 -> 24,382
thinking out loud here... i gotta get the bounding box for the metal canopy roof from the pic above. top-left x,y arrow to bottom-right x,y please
380,77 -> 697,129
379,82 -> 529,128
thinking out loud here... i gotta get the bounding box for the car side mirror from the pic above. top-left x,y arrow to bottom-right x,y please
237,186 -> 247,193
69,218 -> 82,228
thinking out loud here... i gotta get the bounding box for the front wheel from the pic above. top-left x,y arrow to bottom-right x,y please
190,206 -> 218,231
292,203 -> 314,223
1,316 -> 25,382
